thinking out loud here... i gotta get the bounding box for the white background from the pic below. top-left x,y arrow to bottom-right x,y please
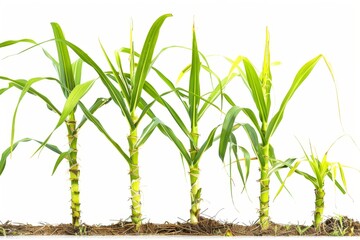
0,0 -> 360,229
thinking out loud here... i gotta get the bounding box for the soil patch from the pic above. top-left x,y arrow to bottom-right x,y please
1,216 -> 359,236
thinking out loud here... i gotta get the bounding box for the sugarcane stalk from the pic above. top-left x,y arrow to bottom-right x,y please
314,187 -> 325,230
128,113 -> 141,230
189,164 -> 201,224
259,121 -> 270,230
189,127 -> 201,224
66,112 -> 80,228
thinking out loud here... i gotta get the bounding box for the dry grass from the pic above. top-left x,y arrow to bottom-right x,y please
1,216 -> 359,236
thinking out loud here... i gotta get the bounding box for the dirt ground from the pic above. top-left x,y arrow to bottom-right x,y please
1,216 -> 359,236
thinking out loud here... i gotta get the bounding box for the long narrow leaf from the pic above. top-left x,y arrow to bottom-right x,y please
0,77 -> 61,115
9,77 -> 61,152
135,117 -> 161,149
72,59 -> 83,86
51,22 -> 75,97
188,25 -> 201,129
129,13 -> 172,111
34,80 -> 95,155
1,138 -> 62,175
78,102 -> 130,163
243,58 -> 268,123
77,98 -> 111,129
193,126 -> 219,165
52,37 -> 136,129
100,43 -> 131,103
0,39 -> 36,48
157,122 -> 191,165
266,55 -> 328,141
52,150 -> 72,175
219,106 -> 243,160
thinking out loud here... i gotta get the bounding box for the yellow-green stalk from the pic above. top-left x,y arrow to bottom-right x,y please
314,187 -> 325,230
128,113 -> 142,230
66,112 -> 80,228
189,127 -> 200,224
259,142 -> 270,230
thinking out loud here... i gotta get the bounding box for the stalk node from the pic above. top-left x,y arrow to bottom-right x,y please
66,120 -> 77,125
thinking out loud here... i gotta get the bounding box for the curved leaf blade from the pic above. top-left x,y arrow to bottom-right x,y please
130,13 -> 172,111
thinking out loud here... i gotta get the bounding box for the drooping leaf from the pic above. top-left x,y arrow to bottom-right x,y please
266,55 -> 331,141
34,80 -> 95,155
1,138 -> 62,175
78,102 -> 130,163
219,106 -> 244,160
0,39 -> 36,48
9,77 -> 60,152
77,98 -> 111,129
157,122 -> 191,166
52,150 -> 72,175
0,77 -> 61,115
198,55 -> 245,121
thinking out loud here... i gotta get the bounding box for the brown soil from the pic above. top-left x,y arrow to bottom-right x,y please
1,216 -> 359,236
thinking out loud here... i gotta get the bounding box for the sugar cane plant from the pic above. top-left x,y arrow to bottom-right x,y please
0,24 -> 107,228
274,139 -> 348,231
54,14 -> 172,230
218,28 -> 336,230
145,25 -> 241,224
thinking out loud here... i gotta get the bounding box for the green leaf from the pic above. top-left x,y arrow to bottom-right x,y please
189,25 -> 201,130
219,106 -> 244,160
1,138 -> 62,175
338,163 -> 347,191
77,98 -> 111,129
56,80 -> 95,129
273,160 -> 301,200
51,22 -> 75,97
157,122 -> 191,165
198,55 -> 244,121
54,37 -> 135,129
134,99 -> 155,128
100,43 -> 130,103
135,117 -> 161,148
78,102 -> 130,163
9,77 -> 60,152
52,150 -> 71,175
238,145 -> 251,185
193,126 -> 219,165
0,39 -> 36,48
0,77 -> 61,115
152,67 -> 189,111
34,80 -> 95,155
129,13 -> 172,112
266,55 -> 329,141
243,58 -> 268,123
143,81 -> 192,140
72,59 -> 83,86
269,158 -> 297,176
260,27 -> 272,110
42,49 -> 60,76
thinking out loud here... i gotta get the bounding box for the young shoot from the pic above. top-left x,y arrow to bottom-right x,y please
275,138 -> 348,231
219,27 -> 337,230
